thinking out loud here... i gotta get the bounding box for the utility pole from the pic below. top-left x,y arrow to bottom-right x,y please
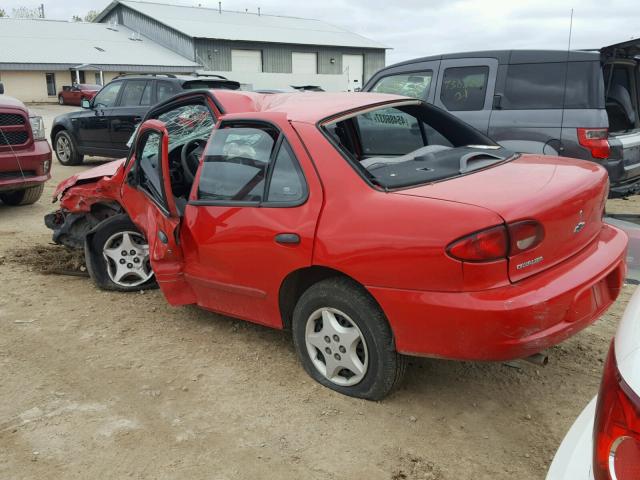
39,3 -> 45,18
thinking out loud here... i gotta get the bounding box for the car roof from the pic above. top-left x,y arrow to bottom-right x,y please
212,90 -> 409,123
385,49 -> 600,69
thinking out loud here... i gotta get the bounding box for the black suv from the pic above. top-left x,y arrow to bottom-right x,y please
51,74 -> 240,165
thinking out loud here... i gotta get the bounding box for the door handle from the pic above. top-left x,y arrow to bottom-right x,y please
275,233 -> 300,245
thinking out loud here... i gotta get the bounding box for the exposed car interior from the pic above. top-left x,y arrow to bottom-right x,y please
324,102 -> 514,189
604,61 -> 640,133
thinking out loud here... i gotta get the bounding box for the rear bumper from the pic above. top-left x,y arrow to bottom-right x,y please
0,140 -> 51,192
368,224 -> 627,361
605,134 -> 640,196
546,397 -> 595,480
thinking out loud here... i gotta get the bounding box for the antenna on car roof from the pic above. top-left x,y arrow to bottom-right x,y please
558,8 -> 574,154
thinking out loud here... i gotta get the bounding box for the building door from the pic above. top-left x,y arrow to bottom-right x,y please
231,49 -> 263,72
343,54 -> 364,91
292,52 -> 317,75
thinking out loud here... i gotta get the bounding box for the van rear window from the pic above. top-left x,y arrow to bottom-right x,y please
502,61 -> 604,110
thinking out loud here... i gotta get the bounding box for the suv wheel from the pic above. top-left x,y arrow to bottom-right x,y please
292,277 -> 406,400
58,95 -> 64,105
0,184 -> 44,206
86,215 -> 157,292
54,130 -> 83,166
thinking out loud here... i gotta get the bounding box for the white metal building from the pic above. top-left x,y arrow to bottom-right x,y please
0,18 -> 200,103
95,0 -> 387,91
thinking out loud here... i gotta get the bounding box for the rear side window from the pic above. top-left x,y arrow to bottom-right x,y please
440,66 -> 489,111
502,61 -> 604,110
198,126 -> 306,204
157,81 -> 180,103
371,71 -> 433,100
120,80 -> 149,107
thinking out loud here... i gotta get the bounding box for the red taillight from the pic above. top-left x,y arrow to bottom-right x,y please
508,220 -> 544,255
447,220 -> 543,262
446,225 -> 508,262
578,128 -> 610,159
593,343 -> 640,480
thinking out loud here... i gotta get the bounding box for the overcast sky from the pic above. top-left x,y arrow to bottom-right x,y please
2,0 -> 639,64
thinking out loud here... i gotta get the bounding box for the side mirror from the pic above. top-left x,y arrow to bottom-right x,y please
81,98 -> 91,109
0,82 -> 4,95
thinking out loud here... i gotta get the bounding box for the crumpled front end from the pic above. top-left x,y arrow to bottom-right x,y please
45,159 -> 126,248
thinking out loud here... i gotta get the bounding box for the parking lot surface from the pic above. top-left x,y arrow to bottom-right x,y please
0,103 -> 638,480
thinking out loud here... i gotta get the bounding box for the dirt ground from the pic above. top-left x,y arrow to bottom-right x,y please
1,103 -> 639,480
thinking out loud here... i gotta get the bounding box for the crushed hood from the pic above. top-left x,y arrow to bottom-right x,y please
53,158 -> 125,201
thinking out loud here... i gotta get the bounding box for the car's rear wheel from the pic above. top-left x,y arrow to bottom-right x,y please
292,277 -> 406,400
0,184 -> 44,206
54,130 -> 83,165
86,215 -> 157,292
58,95 -> 64,105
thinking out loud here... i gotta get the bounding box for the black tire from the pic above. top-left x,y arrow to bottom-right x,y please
58,95 -> 64,105
54,130 -> 84,166
292,277 -> 407,400
0,184 -> 44,206
86,215 -> 157,292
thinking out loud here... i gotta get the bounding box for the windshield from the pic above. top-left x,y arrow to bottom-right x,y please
323,102 -> 514,189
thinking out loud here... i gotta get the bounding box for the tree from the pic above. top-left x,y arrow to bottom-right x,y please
0,8 -> 6,17
84,10 -> 98,22
12,6 -> 42,18
72,15 -> 82,22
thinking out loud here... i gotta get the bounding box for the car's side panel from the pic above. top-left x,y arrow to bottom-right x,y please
179,114 -> 324,328
291,122 -> 503,293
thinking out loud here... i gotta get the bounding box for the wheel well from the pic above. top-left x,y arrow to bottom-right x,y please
50,125 -> 65,141
279,266 -> 371,330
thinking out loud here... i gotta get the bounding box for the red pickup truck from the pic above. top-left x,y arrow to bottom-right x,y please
0,83 -> 52,205
58,84 -> 101,106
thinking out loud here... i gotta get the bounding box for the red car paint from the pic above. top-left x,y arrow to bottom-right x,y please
50,91 -> 628,361
0,94 -> 51,194
57,84 -> 100,106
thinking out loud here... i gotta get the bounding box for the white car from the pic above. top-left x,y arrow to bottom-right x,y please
547,286 -> 640,480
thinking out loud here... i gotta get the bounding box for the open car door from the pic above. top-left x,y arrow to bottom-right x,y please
119,119 -> 194,305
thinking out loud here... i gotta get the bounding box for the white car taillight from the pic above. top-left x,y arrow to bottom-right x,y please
593,342 -> 640,480
29,115 -> 45,141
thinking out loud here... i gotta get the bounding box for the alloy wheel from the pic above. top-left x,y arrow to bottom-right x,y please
304,307 -> 369,386
56,135 -> 71,163
102,231 -> 153,287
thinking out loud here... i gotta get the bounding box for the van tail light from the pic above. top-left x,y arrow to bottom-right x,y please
446,220 -> 544,262
593,343 -> 640,480
578,128 -> 610,159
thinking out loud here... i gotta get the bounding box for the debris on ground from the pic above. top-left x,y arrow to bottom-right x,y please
6,244 -> 88,276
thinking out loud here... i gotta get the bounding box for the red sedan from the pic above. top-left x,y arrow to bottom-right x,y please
57,84 -> 101,106
46,90 -> 627,399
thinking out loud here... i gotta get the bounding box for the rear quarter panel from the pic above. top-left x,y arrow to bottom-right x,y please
292,121 -> 504,292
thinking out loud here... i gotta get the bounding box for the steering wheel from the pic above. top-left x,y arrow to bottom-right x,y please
180,138 -> 206,183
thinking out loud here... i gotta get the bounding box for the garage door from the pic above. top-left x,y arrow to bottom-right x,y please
292,52 -> 317,74
343,54 -> 364,91
231,49 -> 262,73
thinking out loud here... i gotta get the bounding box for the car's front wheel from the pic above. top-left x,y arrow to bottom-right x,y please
292,277 -> 406,400
54,130 -> 84,166
0,184 -> 44,206
86,215 -> 157,292
58,95 -> 64,105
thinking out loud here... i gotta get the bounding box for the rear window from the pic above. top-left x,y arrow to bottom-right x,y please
370,71 -> 433,100
502,61 -> 604,110
323,103 -> 512,189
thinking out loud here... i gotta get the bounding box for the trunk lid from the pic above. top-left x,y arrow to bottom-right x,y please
394,154 -> 609,282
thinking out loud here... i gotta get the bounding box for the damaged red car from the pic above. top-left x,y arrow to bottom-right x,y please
46,90 -> 628,399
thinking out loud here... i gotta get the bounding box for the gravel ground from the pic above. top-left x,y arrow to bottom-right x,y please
0,103 -> 638,480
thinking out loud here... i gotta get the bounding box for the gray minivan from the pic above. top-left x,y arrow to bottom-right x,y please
363,39 -> 640,197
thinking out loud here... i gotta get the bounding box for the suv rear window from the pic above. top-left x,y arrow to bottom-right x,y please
502,61 -> 604,110
370,71 -> 433,100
